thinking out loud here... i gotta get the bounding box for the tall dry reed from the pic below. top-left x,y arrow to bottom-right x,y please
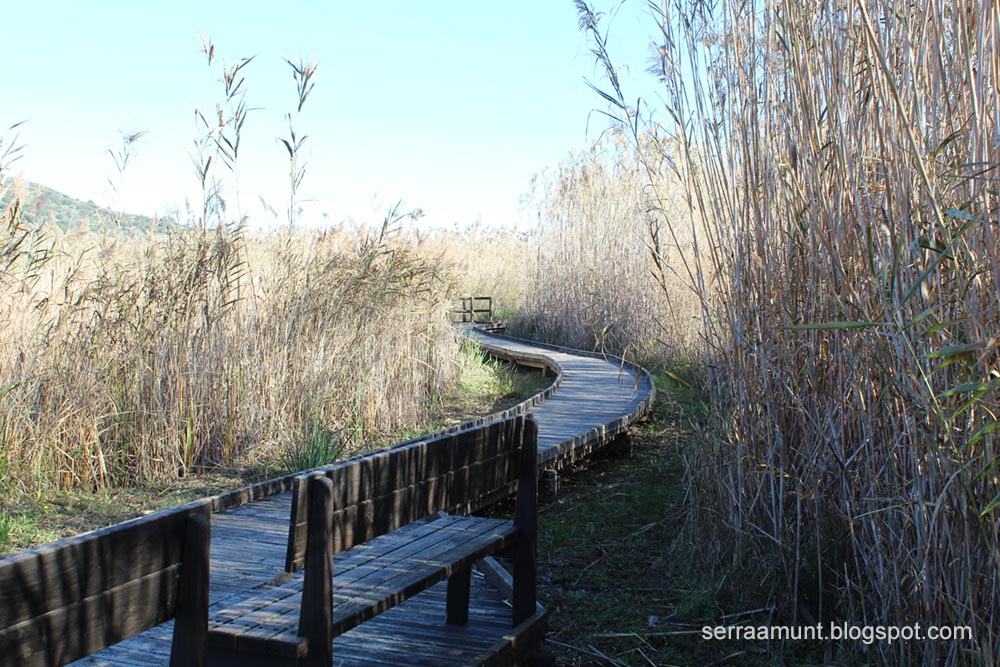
575,0 -> 999,662
509,138 -> 699,363
407,222 -> 533,320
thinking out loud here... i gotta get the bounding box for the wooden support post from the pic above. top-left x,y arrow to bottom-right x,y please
284,474 -> 311,573
445,566 -> 472,625
170,507 -> 210,667
299,476 -> 334,667
525,648 -> 558,667
606,432 -> 633,459
513,417 -> 538,627
540,468 -> 560,502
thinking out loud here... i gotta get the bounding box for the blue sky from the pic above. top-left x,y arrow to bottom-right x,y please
3,1 -> 657,230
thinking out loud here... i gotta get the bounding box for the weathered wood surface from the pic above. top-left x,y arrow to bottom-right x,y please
466,329 -> 656,470
69,496 -> 545,667
208,415 -> 537,665
63,332 -> 650,666
209,516 -> 519,653
0,500 -> 210,667
285,417 -> 529,572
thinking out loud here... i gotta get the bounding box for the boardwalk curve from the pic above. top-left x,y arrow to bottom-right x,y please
466,329 -> 655,470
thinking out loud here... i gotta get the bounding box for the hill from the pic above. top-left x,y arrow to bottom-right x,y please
0,180 -> 174,235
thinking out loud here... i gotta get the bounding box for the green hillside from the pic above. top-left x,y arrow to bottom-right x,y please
0,181 -> 174,235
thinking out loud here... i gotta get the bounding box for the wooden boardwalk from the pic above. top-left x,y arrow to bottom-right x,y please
467,330 -> 655,470
68,330 -> 654,666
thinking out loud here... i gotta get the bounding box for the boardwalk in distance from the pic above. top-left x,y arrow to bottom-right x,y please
69,330 -> 655,667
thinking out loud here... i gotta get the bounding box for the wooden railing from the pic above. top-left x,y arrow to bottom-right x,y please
450,295 -> 493,324
0,416 -> 545,667
0,501 -> 211,667
206,415 -> 540,666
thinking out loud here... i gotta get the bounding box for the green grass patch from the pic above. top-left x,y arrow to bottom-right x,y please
0,471 -> 257,553
385,342 -> 553,445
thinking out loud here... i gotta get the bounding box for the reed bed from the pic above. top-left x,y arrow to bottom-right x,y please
507,139 -> 700,364
571,0 -> 999,662
0,199 -> 459,492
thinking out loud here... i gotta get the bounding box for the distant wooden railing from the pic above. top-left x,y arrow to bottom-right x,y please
450,295 -> 493,324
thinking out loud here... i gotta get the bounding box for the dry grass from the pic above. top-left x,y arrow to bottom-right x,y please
0,202 -> 459,494
409,143 -> 703,364
0,358 -> 549,554
570,0 -> 999,663
412,222 -> 534,320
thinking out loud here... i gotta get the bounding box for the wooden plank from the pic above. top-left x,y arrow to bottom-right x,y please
448,426 -> 483,470
0,567 -> 181,667
331,519 -> 518,635
284,416 -> 529,571
472,610 -> 550,667
334,519 -> 510,590
209,592 -> 300,653
283,475 -> 310,573
329,454 -> 517,553
75,536 -> 545,667
330,573 -> 546,667
0,501 -> 211,667
206,585 -> 303,655
389,443 -> 425,495
463,449 -> 520,504
420,437 -> 451,486
208,517 -> 518,654
363,451 -> 396,500
266,416 -> 532,657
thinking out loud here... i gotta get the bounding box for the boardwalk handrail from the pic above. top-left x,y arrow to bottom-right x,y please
467,329 -> 657,468
0,500 -> 211,667
284,414 -> 538,570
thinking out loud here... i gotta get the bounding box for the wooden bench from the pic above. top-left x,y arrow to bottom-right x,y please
206,414 -> 539,666
0,500 -> 211,667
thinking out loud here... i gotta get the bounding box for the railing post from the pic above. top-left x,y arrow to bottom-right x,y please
512,415 -> 538,626
170,505 -> 211,667
299,476 -> 334,666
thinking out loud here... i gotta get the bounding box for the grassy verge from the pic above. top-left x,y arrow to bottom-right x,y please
0,472 -> 264,552
440,343 -> 553,423
0,352 -> 551,554
537,373 -> 832,667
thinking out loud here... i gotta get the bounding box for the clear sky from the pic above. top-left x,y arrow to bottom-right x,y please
2,1 -> 658,230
